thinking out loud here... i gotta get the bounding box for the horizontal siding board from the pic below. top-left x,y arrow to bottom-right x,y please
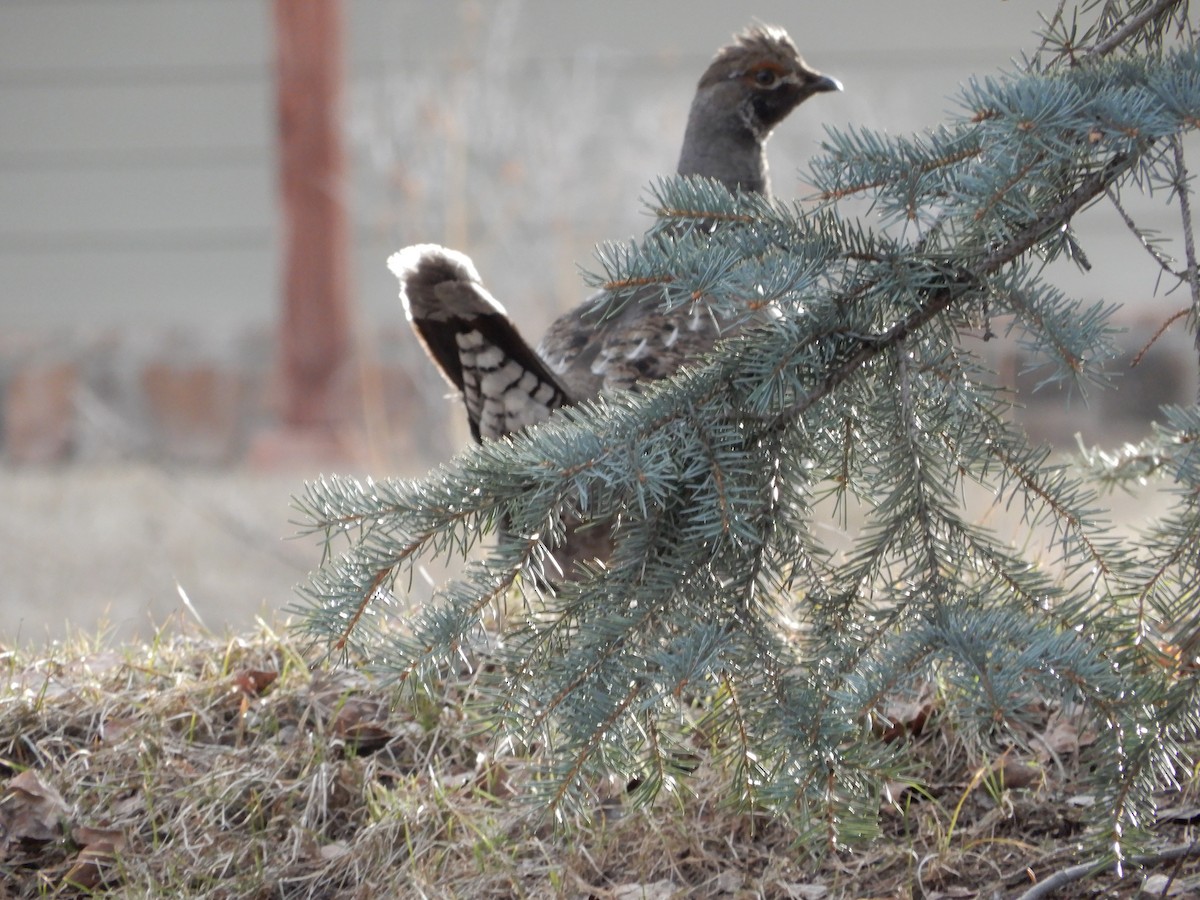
1,239 -> 407,331
0,0 -> 268,74
0,223 -> 1159,335
1,246 -> 275,331
0,163 -> 273,237
0,82 -> 272,156
345,0 -> 1046,65
0,0 -> 1180,338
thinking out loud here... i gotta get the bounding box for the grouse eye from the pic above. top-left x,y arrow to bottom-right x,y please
753,68 -> 778,87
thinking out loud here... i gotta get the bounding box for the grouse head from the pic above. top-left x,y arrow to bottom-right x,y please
703,24 -> 841,137
678,23 -> 841,197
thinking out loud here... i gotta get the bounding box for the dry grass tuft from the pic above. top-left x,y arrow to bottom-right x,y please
1,621 -> 1197,898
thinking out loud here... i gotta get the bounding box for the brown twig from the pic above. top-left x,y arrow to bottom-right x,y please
818,146 -> 981,202
1015,841 -> 1200,900
1131,307 -> 1191,367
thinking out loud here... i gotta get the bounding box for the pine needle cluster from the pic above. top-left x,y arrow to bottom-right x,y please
295,0 -> 1200,853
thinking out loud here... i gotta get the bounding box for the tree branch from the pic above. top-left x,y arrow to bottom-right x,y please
1087,0 -> 1184,58
771,151 -> 1136,427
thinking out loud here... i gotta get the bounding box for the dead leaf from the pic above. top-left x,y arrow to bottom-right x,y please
477,758 -> 520,799
1037,708 -> 1097,759
72,826 -> 126,849
331,697 -> 385,726
881,779 -> 919,813
332,699 -> 393,754
100,716 -> 138,743
996,758 -> 1042,789
62,826 -> 126,890
0,769 -> 69,844
880,682 -> 938,741
232,669 -> 278,696
337,722 -> 394,754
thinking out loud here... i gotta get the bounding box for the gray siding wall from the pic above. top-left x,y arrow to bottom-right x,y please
2,0 -> 274,330
0,0 -> 1191,457
3,0 -> 1067,333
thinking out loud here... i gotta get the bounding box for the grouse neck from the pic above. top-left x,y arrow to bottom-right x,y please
676,97 -> 771,199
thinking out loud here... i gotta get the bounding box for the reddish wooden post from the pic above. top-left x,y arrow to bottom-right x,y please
272,0 -> 351,433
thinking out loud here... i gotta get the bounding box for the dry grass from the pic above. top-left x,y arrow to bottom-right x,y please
1,621 -> 1198,899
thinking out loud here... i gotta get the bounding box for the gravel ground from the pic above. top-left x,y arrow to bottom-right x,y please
2,459 -> 1180,648
1,463 -> 323,645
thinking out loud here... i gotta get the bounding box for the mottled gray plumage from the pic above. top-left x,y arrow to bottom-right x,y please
392,24 -> 839,577
538,23 -> 839,401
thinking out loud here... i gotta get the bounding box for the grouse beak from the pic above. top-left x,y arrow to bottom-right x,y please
812,73 -> 843,94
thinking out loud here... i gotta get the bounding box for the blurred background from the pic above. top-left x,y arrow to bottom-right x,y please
1,0 -> 1193,643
